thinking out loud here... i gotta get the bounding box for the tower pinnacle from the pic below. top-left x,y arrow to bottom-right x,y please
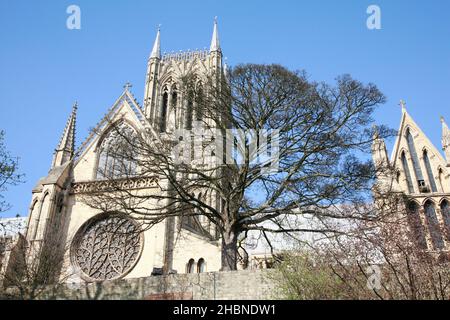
150,25 -> 161,59
52,102 -> 77,168
210,17 -> 221,52
372,125 -> 388,166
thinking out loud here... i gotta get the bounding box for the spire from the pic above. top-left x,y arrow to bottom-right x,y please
210,17 -> 221,52
442,116 -> 450,165
150,25 -> 161,59
52,102 -> 77,168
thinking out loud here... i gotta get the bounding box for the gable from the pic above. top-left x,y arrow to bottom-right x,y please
390,110 -> 447,169
72,90 -> 158,182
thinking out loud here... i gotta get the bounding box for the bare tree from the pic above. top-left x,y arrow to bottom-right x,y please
81,63 -> 390,271
0,130 -> 23,213
0,222 -> 72,300
273,192 -> 450,300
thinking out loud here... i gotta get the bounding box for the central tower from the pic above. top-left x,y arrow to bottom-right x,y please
143,18 -> 224,133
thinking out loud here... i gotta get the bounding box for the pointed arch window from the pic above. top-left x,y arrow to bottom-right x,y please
185,89 -> 194,130
423,150 -> 438,193
407,201 -> 427,250
169,86 -> 178,130
424,201 -> 445,250
195,84 -> 204,121
35,193 -> 50,241
406,129 -> 425,189
160,90 -> 168,132
97,124 -> 138,179
27,200 -> 39,239
401,152 -> 414,193
171,86 -> 178,119
171,85 -> 178,108
440,200 -> 450,242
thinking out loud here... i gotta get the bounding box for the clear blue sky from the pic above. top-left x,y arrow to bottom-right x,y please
1,0 -> 449,218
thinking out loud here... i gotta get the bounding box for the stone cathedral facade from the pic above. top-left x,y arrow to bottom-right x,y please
6,20 -> 228,283
372,102 -> 450,253
3,19 -> 449,287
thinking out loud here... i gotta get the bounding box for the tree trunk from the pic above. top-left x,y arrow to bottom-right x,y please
220,227 -> 238,271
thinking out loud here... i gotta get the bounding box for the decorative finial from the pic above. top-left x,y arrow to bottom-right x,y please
399,99 -> 406,111
157,23 -> 161,31
441,116 -> 445,123
214,16 -> 218,23
73,101 -> 78,111
123,82 -> 133,91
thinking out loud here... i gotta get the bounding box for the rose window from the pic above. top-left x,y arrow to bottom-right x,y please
72,214 -> 142,281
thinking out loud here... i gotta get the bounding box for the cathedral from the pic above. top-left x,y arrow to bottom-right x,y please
5,19 -> 228,283
2,18 -> 450,286
372,101 -> 450,252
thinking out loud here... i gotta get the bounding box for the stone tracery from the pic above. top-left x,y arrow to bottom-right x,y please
72,214 -> 142,281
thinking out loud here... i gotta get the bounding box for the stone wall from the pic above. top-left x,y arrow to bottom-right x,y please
43,269 -> 278,300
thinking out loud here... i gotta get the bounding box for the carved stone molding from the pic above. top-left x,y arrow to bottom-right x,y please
71,176 -> 158,194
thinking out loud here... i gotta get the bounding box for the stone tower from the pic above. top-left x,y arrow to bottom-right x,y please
143,18 -> 223,133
